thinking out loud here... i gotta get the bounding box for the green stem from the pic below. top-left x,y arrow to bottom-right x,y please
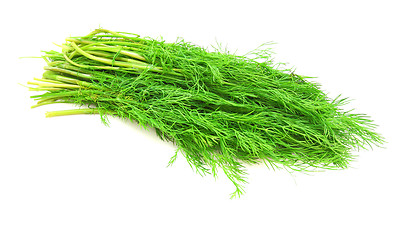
70,41 -> 142,68
28,81 -> 81,89
45,108 -> 99,117
44,66 -> 92,79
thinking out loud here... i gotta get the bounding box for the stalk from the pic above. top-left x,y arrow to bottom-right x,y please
45,108 -> 99,117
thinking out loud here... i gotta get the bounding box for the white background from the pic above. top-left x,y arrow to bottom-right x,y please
1,0 -> 403,239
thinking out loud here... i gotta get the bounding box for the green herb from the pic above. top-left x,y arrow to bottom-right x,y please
28,29 -> 384,198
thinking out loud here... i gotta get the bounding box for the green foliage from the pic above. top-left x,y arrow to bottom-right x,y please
28,29 -> 384,198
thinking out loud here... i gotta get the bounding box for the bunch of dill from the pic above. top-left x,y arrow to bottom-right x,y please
28,29 -> 384,197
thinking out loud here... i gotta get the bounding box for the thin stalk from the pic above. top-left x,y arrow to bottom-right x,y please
44,66 -> 92,79
84,50 -> 148,65
46,108 -> 99,117
28,81 -> 81,89
82,45 -> 146,61
70,41 -> 148,69
31,100 -> 61,108
29,87 -> 61,91
65,38 -> 145,49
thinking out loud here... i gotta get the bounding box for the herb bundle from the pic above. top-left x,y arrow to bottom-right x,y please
28,29 -> 383,197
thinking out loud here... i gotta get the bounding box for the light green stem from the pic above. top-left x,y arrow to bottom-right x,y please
45,108 -> 99,117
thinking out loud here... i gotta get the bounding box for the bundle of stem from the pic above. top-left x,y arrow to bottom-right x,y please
28,29 -> 384,197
